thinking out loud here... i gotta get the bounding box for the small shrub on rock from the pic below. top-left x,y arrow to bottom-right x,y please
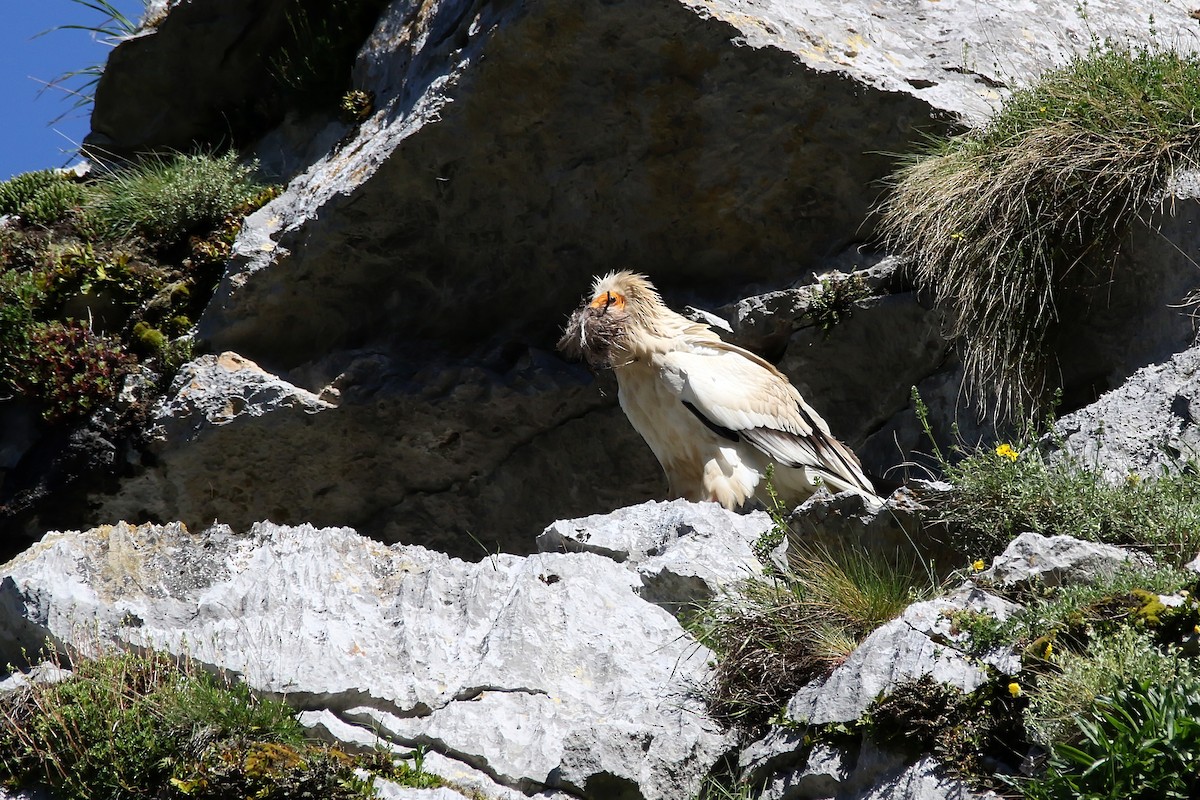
8,321 -> 134,422
0,170 -> 86,225
865,674 -> 1027,784
933,431 -> 1200,563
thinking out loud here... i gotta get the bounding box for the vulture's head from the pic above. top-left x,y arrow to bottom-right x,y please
557,271 -> 664,369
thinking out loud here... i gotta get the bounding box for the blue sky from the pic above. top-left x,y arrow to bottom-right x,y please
0,1 -> 146,182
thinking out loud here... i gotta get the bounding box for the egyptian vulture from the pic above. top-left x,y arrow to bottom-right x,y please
558,270 -> 882,511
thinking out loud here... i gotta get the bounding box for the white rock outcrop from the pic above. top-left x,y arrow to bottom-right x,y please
0,520 -> 736,800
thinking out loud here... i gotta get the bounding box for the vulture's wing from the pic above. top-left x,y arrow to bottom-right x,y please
658,339 -> 873,493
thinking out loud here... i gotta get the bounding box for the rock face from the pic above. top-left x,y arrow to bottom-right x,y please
1054,343 -> 1200,484
90,349 -> 662,556
537,498 -> 772,612
981,531 -> 1147,588
0,518 -> 740,800
2,0 -> 1194,549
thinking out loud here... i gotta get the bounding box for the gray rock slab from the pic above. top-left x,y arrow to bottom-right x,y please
1054,345 -> 1200,483
0,521 -> 732,800
847,753 -> 995,800
982,531 -> 1146,587
694,0 -> 1200,126
537,499 -> 771,611
742,733 -> 849,800
743,734 -> 995,800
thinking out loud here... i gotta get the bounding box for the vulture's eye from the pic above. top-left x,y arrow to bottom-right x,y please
589,291 -> 626,311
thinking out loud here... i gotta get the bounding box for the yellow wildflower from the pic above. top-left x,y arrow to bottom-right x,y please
995,443 -> 1019,462
1008,682 -> 1023,697
972,559 -> 986,572
1194,624 -> 1199,635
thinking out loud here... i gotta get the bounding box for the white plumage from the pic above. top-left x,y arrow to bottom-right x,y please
559,270 -> 881,511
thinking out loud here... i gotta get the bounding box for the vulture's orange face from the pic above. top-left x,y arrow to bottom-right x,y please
589,290 -> 626,312
558,287 -> 632,370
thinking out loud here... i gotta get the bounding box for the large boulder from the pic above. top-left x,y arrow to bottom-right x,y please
19,0 -> 1193,553
0,518 -> 738,800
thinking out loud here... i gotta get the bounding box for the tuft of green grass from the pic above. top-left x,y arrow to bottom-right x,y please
86,152 -> 268,247
880,45 -> 1200,414
695,540 -> 939,730
0,648 -> 443,799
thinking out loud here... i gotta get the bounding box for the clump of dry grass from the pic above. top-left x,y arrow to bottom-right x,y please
879,45 -> 1200,415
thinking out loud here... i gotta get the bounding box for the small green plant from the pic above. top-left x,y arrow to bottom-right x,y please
693,776 -> 760,800
934,431 -> 1200,563
340,89 -> 375,123
132,321 -> 167,354
880,45 -> 1200,414
1023,626 -> 1200,750
0,171 -> 86,225
953,563 -> 1197,661
1021,673 -> 1200,800
86,152 -> 268,247
750,466 -> 788,569
8,321 -> 134,422
806,273 -> 870,333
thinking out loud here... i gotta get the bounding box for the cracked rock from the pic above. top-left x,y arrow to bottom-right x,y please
982,531 -> 1148,588
537,498 -> 772,614
0,519 -> 733,800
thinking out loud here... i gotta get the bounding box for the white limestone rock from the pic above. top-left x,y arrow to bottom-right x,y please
1054,345 -> 1200,484
537,499 -> 771,611
0,521 -> 732,800
982,531 -> 1147,588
